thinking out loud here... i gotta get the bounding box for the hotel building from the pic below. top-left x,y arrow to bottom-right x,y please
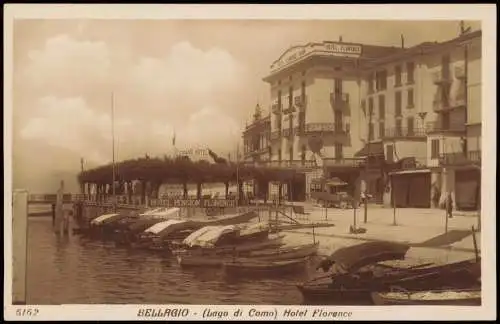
242,30 -> 481,210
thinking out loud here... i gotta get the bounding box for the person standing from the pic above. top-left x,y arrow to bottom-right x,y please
446,192 -> 453,219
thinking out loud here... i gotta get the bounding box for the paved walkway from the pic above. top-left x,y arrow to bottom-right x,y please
270,204 -> 481,256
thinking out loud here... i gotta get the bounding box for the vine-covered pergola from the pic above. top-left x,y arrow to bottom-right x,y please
77,155 -> 300,203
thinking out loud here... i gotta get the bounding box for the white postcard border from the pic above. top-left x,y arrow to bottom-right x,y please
3,3 -> 497,321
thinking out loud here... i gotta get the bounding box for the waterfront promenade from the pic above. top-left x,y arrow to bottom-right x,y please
276,203 -> 481,260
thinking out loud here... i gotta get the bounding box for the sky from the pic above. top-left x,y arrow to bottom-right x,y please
11,19 -> 481,193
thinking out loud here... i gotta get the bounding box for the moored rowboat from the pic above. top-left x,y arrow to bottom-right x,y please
223,257 -> 309,277
371,288 -> 481,305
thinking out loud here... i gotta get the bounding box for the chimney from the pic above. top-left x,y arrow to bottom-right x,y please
401,34 -> 405,49
339,35 -> 343,43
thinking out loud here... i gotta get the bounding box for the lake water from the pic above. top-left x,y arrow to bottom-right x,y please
26,217 -> 312,305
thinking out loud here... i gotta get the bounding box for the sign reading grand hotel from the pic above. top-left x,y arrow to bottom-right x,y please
270,41 -> 363,72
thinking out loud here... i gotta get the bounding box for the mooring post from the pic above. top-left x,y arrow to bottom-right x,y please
12,189 -> 28,305
54,180 -> 65,235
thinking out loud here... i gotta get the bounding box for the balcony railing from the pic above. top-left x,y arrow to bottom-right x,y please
432,70 -> 452,84
382,127 -> 426,139
282,127 -> 296,138
439,150 -> 481,166
272,104 -> 282,115
294,95 -> 307,110
270,130 -> 282,140
323,157 -> 365,168
426,121 -> 466,134
304,123 -> 348,134
330,92 -> 350,109
454,65 -> 465,79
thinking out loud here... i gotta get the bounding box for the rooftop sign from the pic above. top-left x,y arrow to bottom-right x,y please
270,42 -> 362,73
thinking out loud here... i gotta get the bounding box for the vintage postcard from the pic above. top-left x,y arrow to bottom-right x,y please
3,4 -> 496,321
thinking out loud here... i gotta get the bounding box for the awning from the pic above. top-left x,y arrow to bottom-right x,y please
354,142 -> 384,157
389,169 -> 430,176
319,241 -> 410,273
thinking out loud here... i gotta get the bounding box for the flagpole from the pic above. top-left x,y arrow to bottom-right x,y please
236,141 -> 240,210
111,92 -> 116,211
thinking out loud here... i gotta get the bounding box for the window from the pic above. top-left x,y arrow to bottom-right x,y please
368,73 -> 374,93
269,147 -> 272,160
379,121 -> 385,138
278,150 -> 282,162
368,123 -> 374,141
407,117 -> 414,136
395,65 -> 402,86
334,78 -> 343,94
368,97 -> 374,117
376,70 -> 387,91
301,145 -> 306,163
335,143 -> 343,160
301,81 -> 306,97
407,62 -> 415,84
386,144 -> 394,162
395,91 -> 402,116
288,86 -> 293,108
335,111 -> 343,130
378,95 -> 385,119
407,88 -> 414,108
277,90 -> 282,109
395,119 -> 402,136
442,55 -> 450,79
442,111 -> 450,130
431,139 -> 440,159
289,146 -> 293,161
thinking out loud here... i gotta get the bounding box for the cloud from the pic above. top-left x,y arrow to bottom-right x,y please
15,36 -> 250,191
20,34 -> 111,95
127,41 -> 248,116
19,96 -> 132,164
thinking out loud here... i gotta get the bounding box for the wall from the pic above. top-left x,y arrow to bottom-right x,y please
467,36 -> 482,126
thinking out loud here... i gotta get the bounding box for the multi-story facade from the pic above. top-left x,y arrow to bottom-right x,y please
242,29 -> 481,210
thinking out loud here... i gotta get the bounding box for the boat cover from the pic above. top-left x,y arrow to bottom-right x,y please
239,222 -> 270,236
139,208 -> 164,216
145,219 -> 187,235
91,213 -> 120,225
183,225 -> 237,248
322,241 -> 411,273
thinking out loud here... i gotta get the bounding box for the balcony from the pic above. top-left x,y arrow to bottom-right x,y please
323,157 -> 365,168
432,70 -> 452,85
282,127 -> 296,138
330,92 -> 350,109
439,150 -> 481,166
270,130 -> 282,141
304,123 -> 348,135
282,105 -> 297,115
433,93 -> 466,112
426,121 -> 466,134
294,95 -> 307,111
454,65 -> 466,79
382,127 -> 426,139
272,104 -> 282,115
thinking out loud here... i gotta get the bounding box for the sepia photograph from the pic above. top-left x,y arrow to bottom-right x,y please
4,4 -> 496,321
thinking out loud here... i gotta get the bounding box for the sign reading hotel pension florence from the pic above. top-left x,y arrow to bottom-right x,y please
270,42 -> 363,72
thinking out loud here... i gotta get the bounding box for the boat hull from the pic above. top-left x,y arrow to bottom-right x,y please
224,258 -> 309,277
371,290 -> 481,306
